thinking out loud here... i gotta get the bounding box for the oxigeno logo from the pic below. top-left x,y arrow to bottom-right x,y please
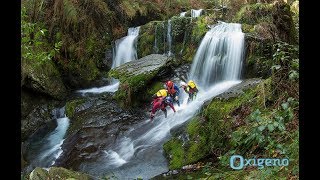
230,155 -> 289,170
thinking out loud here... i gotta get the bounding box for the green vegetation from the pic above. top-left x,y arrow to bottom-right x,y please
65,98 -> 86,118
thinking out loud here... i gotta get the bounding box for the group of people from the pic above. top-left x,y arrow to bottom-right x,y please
150,80 -> 199,121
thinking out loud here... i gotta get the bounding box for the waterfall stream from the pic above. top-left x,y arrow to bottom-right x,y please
24,107 -> 70,173
77,27 -> 140,95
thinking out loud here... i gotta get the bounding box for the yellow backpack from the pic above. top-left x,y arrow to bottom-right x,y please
156,89 -> 167,97
187,80 -> 196,89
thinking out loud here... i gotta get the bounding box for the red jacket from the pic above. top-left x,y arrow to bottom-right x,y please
151,97 -> 175,114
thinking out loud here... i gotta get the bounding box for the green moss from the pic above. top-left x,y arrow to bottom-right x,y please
109,60 -> 166,107
191,16 -> 209,44
182,44 -> 196,63
48,167 -> 90,179
234,3 -> 274,25
204,87 -> 257,121
171,16 -> 192,43
186,117 -> 201,137
163,138 -> 185,169
65,98 -> 85,118
147,81 -> 164,97
137,22 -> 157,58
241,24 -> 254,33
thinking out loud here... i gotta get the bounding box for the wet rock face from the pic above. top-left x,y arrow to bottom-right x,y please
167,63 -> 191,83
54,94 -> 147,170
21,90 -> 61,141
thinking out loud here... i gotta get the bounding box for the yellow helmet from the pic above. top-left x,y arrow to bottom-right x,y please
187,80 -> 196,88
156,89 -> 168,97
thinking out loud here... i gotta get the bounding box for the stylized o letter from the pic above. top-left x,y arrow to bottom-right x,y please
230,155 -> 244,170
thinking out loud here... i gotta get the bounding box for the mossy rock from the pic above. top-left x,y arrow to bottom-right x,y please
241,23 -> 255,33
29,167 -> 91,180
234,1 -> 296,44
137,21 -> 157,58
109,54 -> 172,107
21,58 -> 67,99
65,98 -> 86,118
191,16 -> 209,45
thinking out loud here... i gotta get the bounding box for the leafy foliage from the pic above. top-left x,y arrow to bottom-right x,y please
21,6 -> 61,64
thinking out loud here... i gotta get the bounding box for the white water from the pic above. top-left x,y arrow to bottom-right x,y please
189,22 -> 244,89
191,9 -> 203,18
180,12 -> 186,17
77,81 -> 120,94
95,80 -> 240,179
25,107 -> 70,171
167,20 -> 173,56
77,27 -> 140,95
112,27 -> 140,68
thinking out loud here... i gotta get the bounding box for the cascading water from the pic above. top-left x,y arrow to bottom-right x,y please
77,27 -> 140,94
77,22 -> 245,179
180,12 -> 186,17
23,107 -> 70,173
191,9 -> 203,18
112,27 -> 140,68
166,20 -> 173,56
189,22 -> 244,89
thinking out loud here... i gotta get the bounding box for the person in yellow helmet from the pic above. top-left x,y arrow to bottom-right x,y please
152,89 -> 168,99
180,80 -> 199,102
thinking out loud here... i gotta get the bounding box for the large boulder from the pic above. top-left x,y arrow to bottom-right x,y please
21,59 -> 67,99
54,94 -> 145,171
109,54 -> 173,107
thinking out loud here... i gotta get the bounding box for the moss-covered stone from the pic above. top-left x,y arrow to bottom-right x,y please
163,138 -> 185,169
21,58 -> 67,99
109,54 -> 172,107
234,1 -> 296,44
191,16 -> 209,45
65,98 -> 86,118
241,23 -> 255,33
137,21 -> 157,58
29,167 -> 91,180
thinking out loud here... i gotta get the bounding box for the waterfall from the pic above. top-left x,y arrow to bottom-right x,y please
77,27 -> 140,94
24,107 -> 70,172
76,23 -> 245,180
191,9 -> 203,18
112,27 -> 140,68
166,20 -> 173,56
180,12 -> 186,17
189,22 -> 244,89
